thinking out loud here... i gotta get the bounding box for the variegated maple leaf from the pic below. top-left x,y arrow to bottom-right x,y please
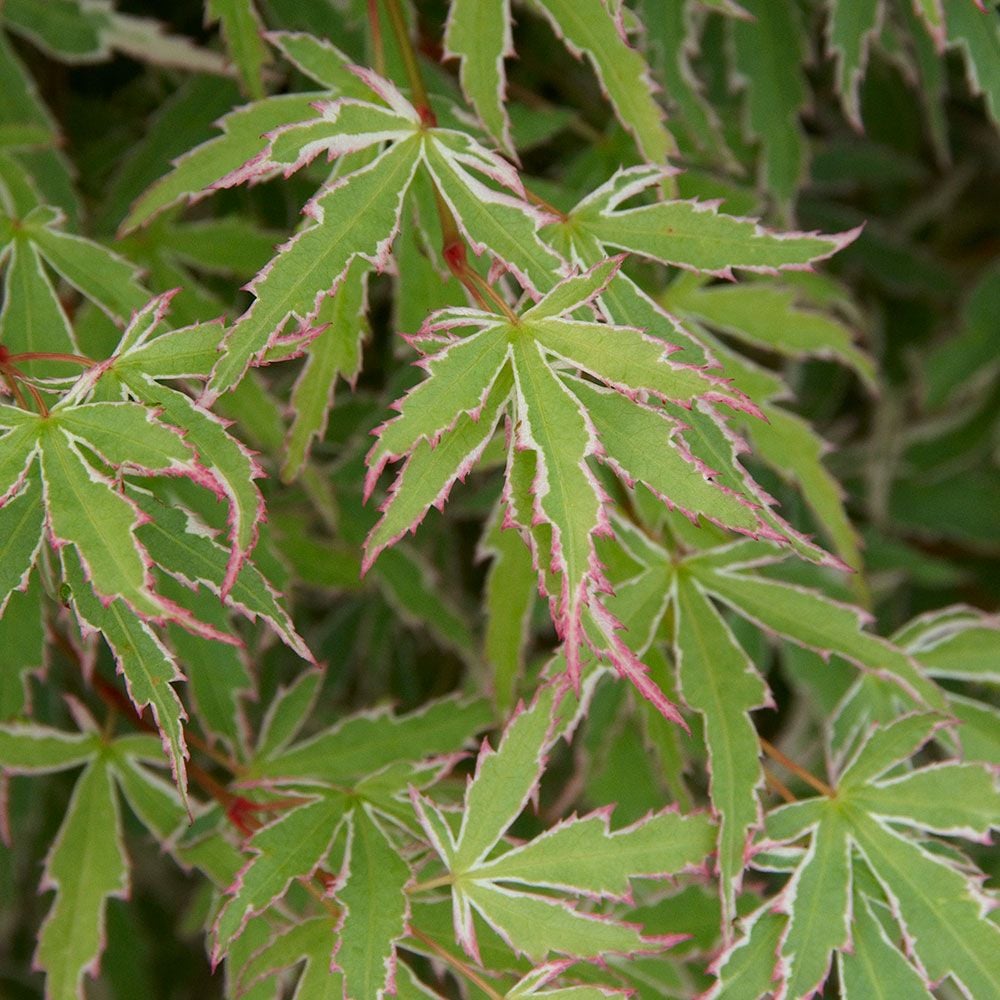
362,257 -> 807,719
201,59 -> 562,400
0,295 -> 312,800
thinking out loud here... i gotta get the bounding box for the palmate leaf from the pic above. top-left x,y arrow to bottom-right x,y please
364,258 -> 786,716
412,684 -> 714,964
561,165 -> 858,279
662,274 -> 877,390
195,63 -> 564,397
233,916 -> 343,1000
686,546 -> 947,709
720,713 -> 1000,998
79,294 -> 266,594
211,790 -> 348,961
0,397 -> 202,620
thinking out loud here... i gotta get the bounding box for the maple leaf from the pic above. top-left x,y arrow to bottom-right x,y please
412,684 -> 714,964
0,719 -> 187,1000
711,713 -> 1000,998
363,257 -> 808,718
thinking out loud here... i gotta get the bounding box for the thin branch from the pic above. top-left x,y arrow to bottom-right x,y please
764,766 -> 797,804
407,926 -> 505,1000
760,737 -> 835,798
366,0 -> 385,76
383,0 -> 435,125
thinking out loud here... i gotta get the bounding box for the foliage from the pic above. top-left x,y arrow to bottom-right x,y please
0,1 -> 998,998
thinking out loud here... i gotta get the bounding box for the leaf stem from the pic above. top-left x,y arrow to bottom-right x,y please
407,926 -> 505,1000
1,368 -> 28,409
763,765 -> 796,803
366,0 -> 385,77
383,0 -> 435,126
9,351 -> 95,368
381,0 -> 521,326
759,737 -> 835,798
408,873 -> 454,893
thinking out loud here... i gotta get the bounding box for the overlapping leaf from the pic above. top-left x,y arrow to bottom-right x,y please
195,63 -> 561,398
363,257 -> 796,716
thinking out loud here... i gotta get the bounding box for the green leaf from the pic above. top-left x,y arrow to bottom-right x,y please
253,695 -> 491,782
731,0 -> 808,205
109,750 -> 187,841
421,131 -> 565,294
849,813 -> 1000,997
122,92 -> 321,231
254,669 -> 323,760
0,577 -> 44,719
743,403 -> 865,578
133,491 -> 312,662
828,0 -> 884,128
481,506 -> 537,714
40,421 -> 164,617
208,134 -> 421,396
266,32 -> 373,94
366,369 -> 512,565
364,327 -> 512,499
374,546 -> 476,659
64,551 -> 191,805
461,881 -> 653,962
838,892 -> 935,1000
691,558 -> 947,709
205,0 -> 270,100
570,166 -> 857,277
234,916 -> 342,1000
34,759 -> 129,1000
0,470 -> 44,609
212,792 -> 348,960
282,258 -> 370,479
947,1 -> 1000,128
779,806 -> 851,998
334,806 -> 411,998
663,279 -> 877,388
444,0 -> 514,153
0,237 -> 77,377
451,685 -> 558,873
3,0 -> 109,62
0,722 -> 97,772
528,0 -> 675,164
22,205 -> 148,324
673,574 -> 767,928
706,907 -> 786,999
471,809 -> 715,898
640,0 -> 734,164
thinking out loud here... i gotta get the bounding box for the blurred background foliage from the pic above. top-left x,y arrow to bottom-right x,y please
0,1 -> 997,997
